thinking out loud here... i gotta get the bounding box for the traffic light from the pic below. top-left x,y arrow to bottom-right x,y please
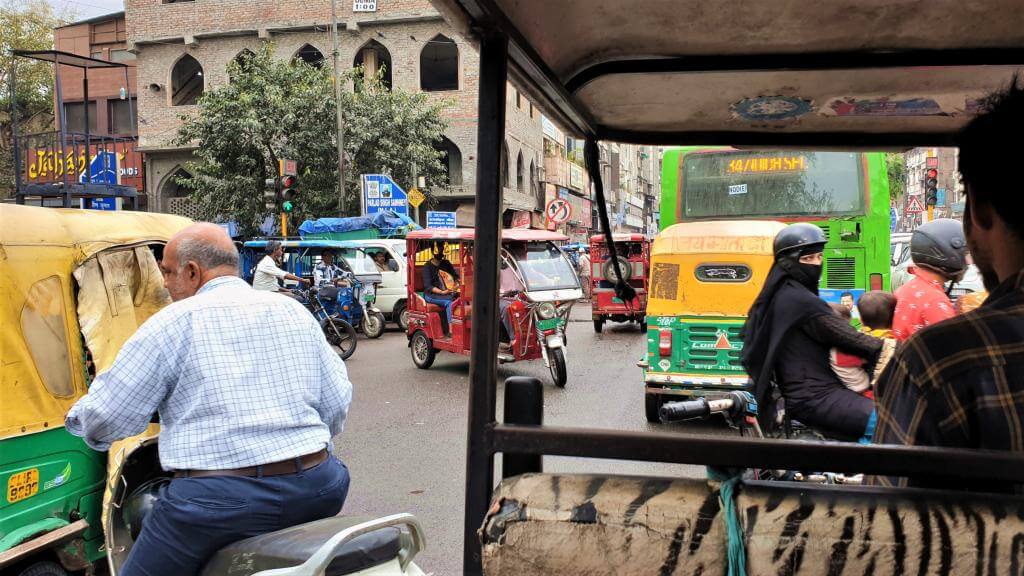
924,167 -> 938,206
279,174 -> 298,213
263,178 -> 279,211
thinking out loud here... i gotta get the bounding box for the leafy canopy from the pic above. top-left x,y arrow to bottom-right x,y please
175,43 -> 450,234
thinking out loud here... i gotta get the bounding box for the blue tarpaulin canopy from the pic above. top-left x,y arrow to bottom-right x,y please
298,211 -> 420,238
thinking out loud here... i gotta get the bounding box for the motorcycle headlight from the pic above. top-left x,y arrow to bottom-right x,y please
536,302 -> 557,319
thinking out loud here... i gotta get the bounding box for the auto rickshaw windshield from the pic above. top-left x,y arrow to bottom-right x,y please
512,242 -> 578,292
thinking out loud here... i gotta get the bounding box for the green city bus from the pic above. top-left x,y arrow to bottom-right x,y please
643,148 -> 891,419
660,147 -> 892,300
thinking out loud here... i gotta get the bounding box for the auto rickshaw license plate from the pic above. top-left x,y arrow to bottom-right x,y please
537,318 -> 563,331
7,468 -> 39,503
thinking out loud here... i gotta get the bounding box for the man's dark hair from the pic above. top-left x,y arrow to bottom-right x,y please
829,302 -> 852,320
840,291 -> 854,300
956,77 -> 1024,238
858,290 -> 897,330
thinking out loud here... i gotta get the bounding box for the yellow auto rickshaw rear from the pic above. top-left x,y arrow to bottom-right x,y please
0,204 -> 191,575
641,220 -> 785,422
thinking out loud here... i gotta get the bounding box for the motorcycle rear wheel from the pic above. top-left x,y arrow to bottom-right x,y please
323,317 -> 357,360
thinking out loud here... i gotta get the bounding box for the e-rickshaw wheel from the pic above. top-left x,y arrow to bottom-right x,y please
15,561 -> 68,576
362,311 -> 386,339
593,317 -> 604,333
322,317 -> 357,360
548,347 -> 567,388
639,318 -> 647,332
645,393 -> 663,423
411,330 -> 436,369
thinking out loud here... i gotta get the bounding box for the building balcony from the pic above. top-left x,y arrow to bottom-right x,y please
16,130 -> 141,207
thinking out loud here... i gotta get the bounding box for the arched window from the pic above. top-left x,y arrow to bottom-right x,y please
229,49 -> 255,81
516,151 -> 524,191
294,44 -> 325,68
501,140 -> 509,188
353,40 -> 392,90
420,34 -> 458,91
171,54 -> 203,106
433,137 -> 463,186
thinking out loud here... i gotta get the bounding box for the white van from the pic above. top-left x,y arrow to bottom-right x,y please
340,239 -> 409,330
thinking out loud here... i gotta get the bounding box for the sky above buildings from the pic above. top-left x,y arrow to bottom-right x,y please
47,0 -> 125,21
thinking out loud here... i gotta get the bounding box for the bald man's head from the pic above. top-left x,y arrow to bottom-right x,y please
161,223 -> 239,301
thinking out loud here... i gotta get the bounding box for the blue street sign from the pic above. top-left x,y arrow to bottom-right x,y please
890,207 -> 898,232
936,188 -> 946,207
79,151 -> 118,184
426,211 -> 457,229
85,197 -> 118,211
361,174 -> 409,217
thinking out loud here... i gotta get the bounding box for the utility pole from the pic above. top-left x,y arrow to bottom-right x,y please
332,0 -> 346,214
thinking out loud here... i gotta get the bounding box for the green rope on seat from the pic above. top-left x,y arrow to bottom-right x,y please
708,467 -> 747,576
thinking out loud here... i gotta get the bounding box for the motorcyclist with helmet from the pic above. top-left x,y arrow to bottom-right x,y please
742,223 -> 884,440
892,218 -> 967,341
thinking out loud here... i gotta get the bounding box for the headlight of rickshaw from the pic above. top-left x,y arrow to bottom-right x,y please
536,302 -> 557,319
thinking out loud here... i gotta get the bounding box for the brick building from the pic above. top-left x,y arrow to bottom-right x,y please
24,13 -> 144,207
124,0 -> 542,222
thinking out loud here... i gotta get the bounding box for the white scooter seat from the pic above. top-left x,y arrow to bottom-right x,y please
200,516 -> 401,576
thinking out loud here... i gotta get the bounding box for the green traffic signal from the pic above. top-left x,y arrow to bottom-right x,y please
282,200 -> 294,213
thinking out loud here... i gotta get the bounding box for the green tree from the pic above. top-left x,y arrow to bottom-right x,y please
175,43 -> 449,234
885,152 -> 907,206
1,0 -> 74,197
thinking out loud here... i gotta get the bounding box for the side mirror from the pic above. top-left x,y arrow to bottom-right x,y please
388,259 -> 400,272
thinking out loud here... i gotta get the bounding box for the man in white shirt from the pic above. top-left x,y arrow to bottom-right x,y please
253,240 -> 309,291
66,224 -> 351,575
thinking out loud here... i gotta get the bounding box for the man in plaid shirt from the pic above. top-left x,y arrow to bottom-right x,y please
872,82 -> 1024,491
66,223 -> 352,575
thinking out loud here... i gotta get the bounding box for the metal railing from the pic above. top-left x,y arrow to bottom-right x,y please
18,130 -> 136,188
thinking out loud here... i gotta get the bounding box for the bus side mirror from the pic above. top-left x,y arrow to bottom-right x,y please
388,259 -> 400,272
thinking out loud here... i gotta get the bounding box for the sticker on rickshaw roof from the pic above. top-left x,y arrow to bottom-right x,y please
730,96 -> 814,121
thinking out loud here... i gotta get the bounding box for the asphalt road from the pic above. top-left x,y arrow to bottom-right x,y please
332,303 -> 730,576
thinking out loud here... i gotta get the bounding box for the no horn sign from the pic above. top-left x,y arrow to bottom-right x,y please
545,198 -> 572,224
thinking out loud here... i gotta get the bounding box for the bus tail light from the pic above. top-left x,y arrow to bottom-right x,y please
659,329 -> 672,357
870,273 -> 883,291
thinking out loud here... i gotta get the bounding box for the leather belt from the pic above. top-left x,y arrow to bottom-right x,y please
174,449 -> 329,479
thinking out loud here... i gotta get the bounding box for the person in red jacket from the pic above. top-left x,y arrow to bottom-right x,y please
892,219 -> 967,340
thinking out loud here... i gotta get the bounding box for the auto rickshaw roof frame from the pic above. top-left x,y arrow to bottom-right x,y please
428,1 -> 1024,572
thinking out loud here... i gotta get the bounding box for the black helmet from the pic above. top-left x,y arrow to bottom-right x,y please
773,223 -> 827,261
910,218 -> 967,278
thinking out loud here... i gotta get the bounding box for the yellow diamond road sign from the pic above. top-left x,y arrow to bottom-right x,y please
408,188 -> 426,208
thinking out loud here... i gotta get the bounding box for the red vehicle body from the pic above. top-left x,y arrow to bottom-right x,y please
406,228 -> 578,386
589,233 -> 650,332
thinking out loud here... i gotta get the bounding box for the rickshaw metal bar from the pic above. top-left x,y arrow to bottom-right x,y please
566,48 -> 1024,93
490,425 -> 1024,484
463,28 -> 508,576
459,0 -> 597,138
11,62 -> 23,203
502,377 -> 543,479
585,139 -> 635,304
595,128 -> 960,148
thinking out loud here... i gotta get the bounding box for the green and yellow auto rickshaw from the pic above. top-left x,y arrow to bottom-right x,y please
0,204 -> 191,574
639,220 -> 786,422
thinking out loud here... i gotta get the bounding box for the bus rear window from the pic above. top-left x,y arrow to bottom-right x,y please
681,151 -> 865,219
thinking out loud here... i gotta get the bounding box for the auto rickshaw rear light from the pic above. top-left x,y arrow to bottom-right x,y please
870,273 -> 883,291
658,329 -> 672,357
